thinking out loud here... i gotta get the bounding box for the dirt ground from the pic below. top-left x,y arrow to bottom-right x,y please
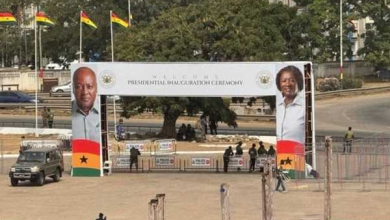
0,173 -> 390,220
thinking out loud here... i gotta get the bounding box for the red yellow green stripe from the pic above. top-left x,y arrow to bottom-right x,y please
81,11 -> 97,29
0,12 -> 17,25
36,12 -> 54,26
72,139 -> 101,176
111,12 -> 129,28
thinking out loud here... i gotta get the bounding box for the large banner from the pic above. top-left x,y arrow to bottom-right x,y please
275,64 -> 306,178
71,66 -> 102,177
70,62 -> 312,177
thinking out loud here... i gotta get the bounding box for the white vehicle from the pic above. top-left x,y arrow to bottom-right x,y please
45,63 -> 64,70
51,81 -> 71,93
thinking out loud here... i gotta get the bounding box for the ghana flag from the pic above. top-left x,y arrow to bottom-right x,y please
36,12 -> 54,26
111,12 -> 129,28
277,140 -> 305,179
72,139 -> 102,176
81,11 -> 97,29
0,12 -> 17,25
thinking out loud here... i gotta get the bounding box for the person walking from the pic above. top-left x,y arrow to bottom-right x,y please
47,108 -> 54,128
223,146 -> 234,173
248,143 -> 257,172
344,127 -> 354,153
41,106 -> 48,128
276,165 -> 287,192
130,147 -> 141,172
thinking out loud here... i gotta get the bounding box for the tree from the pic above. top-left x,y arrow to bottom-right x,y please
293,0 -> 356,62
353,0 -> 390,68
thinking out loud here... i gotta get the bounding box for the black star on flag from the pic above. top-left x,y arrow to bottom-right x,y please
285,157 -> 292,165
80,155 -> 88,164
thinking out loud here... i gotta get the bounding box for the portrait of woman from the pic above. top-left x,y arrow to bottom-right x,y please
276,65 -> 305,144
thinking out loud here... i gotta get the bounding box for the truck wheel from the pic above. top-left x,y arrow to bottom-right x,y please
10,178 -> 18,186
52,168 -> 61,182
37,172 -> 45,186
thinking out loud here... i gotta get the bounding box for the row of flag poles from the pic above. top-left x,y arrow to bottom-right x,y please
1,10 -> 130,136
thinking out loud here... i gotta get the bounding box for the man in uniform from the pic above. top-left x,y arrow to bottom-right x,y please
344,127 -> 354,153
130,146 -> 141,172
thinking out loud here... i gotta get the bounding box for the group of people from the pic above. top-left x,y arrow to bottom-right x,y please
223,141 -> 276,173
176,123 -> 196,141
41,106 -> 54,128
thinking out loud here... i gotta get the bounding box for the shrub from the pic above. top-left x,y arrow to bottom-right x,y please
317,77 -> 340,92
341,77 -> 364,89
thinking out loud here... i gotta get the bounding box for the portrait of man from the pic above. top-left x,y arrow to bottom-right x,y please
72,67 -> 101,143
275,65 -> 305,144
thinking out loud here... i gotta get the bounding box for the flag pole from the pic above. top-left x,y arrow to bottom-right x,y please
128,0 -> 131,25
110,11 -> 114,62
39,25 -> 42,69
110,10 -> 118,138
34,7 -> 38,137
79,11 -> 82,62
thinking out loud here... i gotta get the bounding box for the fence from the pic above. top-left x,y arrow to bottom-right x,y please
109,154 -> 275,173
308,132 -> 390,191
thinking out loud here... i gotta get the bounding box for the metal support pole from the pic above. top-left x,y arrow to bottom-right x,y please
324,136 -> 333,220
149,199 -> 158,220
340,0 -> 343,89
220,183 -> 230,220
156,194 -> 165,220
261,160 -> 274,220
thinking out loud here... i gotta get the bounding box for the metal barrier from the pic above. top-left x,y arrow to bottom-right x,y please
110,154 -> 276,173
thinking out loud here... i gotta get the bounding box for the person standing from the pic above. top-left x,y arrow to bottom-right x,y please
116,119 -> 124,141
248,143 -> 257,172
96,213 -> 107,220
41,106 -> 48,128
258,141 -> 268,157
267,145 -> 276,157
344,127 -> 354,153
130,147 -> 141,172
209,117 -> 218,135
186,124 -> 195,141
200,115 -> 208,140
47,108 -> 54,128
223,146 -> 234,173
235,141 -> 244,156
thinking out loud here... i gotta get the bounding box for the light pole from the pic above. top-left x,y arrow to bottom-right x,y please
340,0 -> 343,90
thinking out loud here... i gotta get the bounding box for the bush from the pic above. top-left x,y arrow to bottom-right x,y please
341,77 -> 364,89
317,77 -> 340,92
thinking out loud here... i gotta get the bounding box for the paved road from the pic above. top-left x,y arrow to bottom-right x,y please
315,93 -> 390,137
1,93 -> 389,138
